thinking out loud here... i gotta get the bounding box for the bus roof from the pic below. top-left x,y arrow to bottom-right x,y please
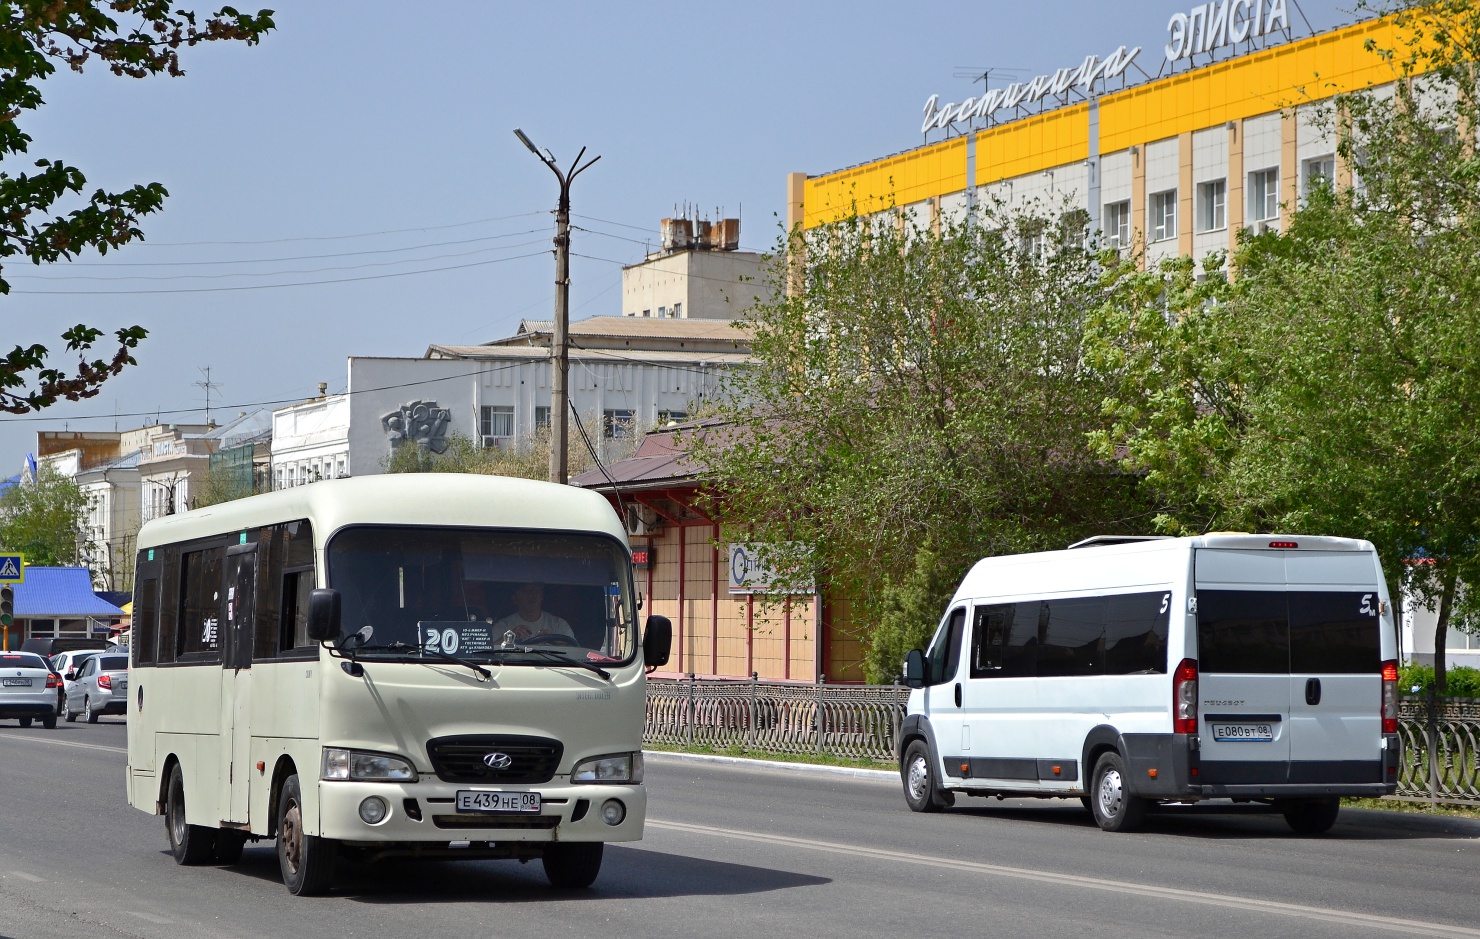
136,474 -> 627,551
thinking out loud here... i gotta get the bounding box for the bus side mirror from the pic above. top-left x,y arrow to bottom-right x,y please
642,615 -> 672,668
903,649 -> 926,688
307,589 -> 342,643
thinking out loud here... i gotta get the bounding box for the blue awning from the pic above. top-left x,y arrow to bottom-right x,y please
12,568 -> 125,617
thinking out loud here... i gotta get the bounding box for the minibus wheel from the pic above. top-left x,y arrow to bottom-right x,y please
1090,752 -> 1148,832
277,774 -> 338,895
902,740 -> 951,813
166,764 -> 216,864
1279,797 -> 1340,835
543,842 -> 603,888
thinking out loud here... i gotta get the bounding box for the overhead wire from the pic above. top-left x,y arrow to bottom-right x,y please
133,210 -> 549,247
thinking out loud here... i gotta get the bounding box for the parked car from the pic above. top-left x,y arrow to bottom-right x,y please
21,637 -> 109,658
64,653 -> 129,724
0,652 -> 60,728
50,650 -> 102,717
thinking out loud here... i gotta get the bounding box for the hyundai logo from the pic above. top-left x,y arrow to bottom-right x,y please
483,752 -> 513,770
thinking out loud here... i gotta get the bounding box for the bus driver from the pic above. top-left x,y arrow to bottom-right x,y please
494,582 -> 577,644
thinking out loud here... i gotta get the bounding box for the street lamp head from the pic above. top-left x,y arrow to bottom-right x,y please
513,128 -> 542,157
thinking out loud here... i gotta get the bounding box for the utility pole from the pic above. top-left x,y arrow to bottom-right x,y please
514,129 -> 601,485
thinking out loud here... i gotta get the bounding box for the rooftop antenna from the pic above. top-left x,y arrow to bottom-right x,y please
194,366 -> 222,426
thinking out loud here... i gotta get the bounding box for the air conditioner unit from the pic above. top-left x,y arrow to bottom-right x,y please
625,505 -> 660,537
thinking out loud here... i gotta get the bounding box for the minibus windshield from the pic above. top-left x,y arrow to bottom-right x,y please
327,526 -> 637,665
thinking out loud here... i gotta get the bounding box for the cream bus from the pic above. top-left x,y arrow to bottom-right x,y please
125,474 -> 671,895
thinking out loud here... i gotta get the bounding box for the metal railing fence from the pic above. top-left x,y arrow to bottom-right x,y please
645,679 -> 1480,806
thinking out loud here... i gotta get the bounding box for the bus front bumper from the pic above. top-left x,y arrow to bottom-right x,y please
316,778 -> 647,844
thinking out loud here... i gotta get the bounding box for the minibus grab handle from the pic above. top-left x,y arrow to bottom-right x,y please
307,588 -> 342,643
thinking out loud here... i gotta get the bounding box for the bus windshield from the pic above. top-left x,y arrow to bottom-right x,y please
327,526 -> 637,665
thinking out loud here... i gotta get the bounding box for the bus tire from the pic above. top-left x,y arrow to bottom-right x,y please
1280,797 -> 1340,834
1090,752 -> 1148,833
542,842 -> 603,888
277,774 -> 337,895
166,764 -> 216,865
902,739 -> 952,813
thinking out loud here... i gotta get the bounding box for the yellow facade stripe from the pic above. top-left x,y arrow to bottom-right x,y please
802,137 -> 967,229
977,103 -> 1089,187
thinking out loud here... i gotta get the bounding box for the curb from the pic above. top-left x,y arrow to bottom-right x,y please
645,749 -> 898,781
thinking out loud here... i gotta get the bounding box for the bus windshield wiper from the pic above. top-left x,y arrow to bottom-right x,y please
359,641 -> 491,680
495,647 -> 610,680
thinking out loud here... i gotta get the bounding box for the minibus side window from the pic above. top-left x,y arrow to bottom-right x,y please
252,521 -> 316,658
928,608 -> 967,685
133,577 -> 158,667
1038,597 -> 1104,677
178,545 -> 225,660
1103,592 -> 1171,674
970,604 -> 1012,677
157,547 -> 180,665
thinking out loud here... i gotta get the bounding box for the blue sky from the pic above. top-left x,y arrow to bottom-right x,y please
0,0 -> 1363,470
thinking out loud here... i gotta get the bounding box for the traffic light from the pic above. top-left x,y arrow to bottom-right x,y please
0,584 -> 13,627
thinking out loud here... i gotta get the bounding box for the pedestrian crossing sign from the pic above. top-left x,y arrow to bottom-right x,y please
0,554 -> 23,583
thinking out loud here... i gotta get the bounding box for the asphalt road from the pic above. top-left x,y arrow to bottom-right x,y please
1,719 -> 1478,939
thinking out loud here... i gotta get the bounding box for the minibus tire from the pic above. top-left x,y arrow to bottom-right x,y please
166,765 -> 216,865
277,774 -> 337,895
902,740 -> 952,813
1090,752 -> 1148,832
543,842 -> 603,888
1280,797 -> 1340,834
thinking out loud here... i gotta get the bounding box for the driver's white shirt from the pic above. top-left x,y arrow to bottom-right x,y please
491,610 -> 575,642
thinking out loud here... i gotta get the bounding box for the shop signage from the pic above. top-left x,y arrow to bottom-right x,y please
728,543 -> 814,595
920,0 -> 1291,134
631,544 -> 654,570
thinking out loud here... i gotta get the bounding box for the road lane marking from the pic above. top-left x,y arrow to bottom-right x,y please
648,819 -> 1480,938
127,912 -> 172,924
6,871 -> 42,882
0,733 -> 126,754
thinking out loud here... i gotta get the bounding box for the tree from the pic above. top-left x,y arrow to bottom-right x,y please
1,2 -> 274,413
1085,2 -> 1480,691
698,203 -> 1155,682
0,463 -> 92,565
383,418 -> 642,479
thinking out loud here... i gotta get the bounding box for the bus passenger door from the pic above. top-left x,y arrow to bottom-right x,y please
221,543 -> 257,825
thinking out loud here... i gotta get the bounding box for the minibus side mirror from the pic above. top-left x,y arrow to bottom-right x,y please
642,614 -> 672,669
307,589 -> 342,643
902,649 -> 926,688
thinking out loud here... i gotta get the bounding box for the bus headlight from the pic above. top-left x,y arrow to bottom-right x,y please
322,748 -> 417,781
571,751 -> 644,784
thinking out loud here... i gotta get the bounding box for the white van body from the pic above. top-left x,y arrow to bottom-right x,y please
899,535 -> 1400,831
126,474 -> 657,891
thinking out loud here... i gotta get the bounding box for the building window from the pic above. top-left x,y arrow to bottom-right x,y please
480,405 -> 514,446
1103,201 -> 1130,248
1196,179 -> 1226,233
535,406 -> 551,430
1303,155 -> 1335,196
603,409 -> 635,439
672,302 -> 682,318
1249,167 -> 1279,223
642,309 -> 651,318
657,410 -> 688,426
1149,190 -> 1177,243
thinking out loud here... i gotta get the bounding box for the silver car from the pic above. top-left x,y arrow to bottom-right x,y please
50,650 -> 101,717
0,652 -> 59,729
64,653 -> 129,723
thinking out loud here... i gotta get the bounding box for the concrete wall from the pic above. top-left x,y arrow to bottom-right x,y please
621,250 -> 772,320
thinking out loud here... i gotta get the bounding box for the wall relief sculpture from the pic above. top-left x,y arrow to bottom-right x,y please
382,400 -> 451,453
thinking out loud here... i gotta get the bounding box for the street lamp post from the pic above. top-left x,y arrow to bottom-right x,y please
513,129 -> 601,485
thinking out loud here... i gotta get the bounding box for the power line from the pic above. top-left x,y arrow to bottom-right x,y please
133,211 -> 549,247
6,250 -> 549,295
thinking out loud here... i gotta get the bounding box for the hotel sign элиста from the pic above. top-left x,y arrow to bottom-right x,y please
920,0 -> 1293,134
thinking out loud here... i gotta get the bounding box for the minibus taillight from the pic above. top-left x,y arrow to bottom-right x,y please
1173,658 -> 1198,734
1381,659 -> 1399,734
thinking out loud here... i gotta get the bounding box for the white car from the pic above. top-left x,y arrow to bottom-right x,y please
50,650 -> 102,717
0,652 -> 60,729
65,653 -> 129,723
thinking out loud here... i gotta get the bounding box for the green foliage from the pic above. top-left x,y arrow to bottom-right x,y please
1399,663 -> 1480,699
0,2 -> 274,413
698,201 -> 1155,682
0,464 -> 92,566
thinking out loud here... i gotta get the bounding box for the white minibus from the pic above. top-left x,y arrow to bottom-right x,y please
899,534 -> 1400,833
126,474 -> 671,894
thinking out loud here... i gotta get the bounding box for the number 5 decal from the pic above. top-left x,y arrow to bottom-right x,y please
1359,593 -> 1374,616
1160,593 -> 1170,614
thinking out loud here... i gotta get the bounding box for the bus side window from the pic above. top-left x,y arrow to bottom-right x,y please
179,546 -> 226,660
157,547 -> 180,665
280,570 -> 314,650
133,577 -> 159,667
969,604 -> 1012,678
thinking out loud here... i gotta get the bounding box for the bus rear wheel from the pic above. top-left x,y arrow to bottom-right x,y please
543,842 -> 603,888
166,764 -> 216,865
276,774 -> 337,895
1280,797 -> 1340,834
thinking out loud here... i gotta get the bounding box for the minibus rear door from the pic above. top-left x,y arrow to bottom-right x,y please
1194,587 -> 1293,773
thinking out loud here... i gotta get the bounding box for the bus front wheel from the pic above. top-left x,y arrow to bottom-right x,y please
543,842 -> 603,888
276,774 -> 337,895
166,764 -> 216,865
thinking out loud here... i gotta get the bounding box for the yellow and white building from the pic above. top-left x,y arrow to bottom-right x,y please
787,9 -> 1422,262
